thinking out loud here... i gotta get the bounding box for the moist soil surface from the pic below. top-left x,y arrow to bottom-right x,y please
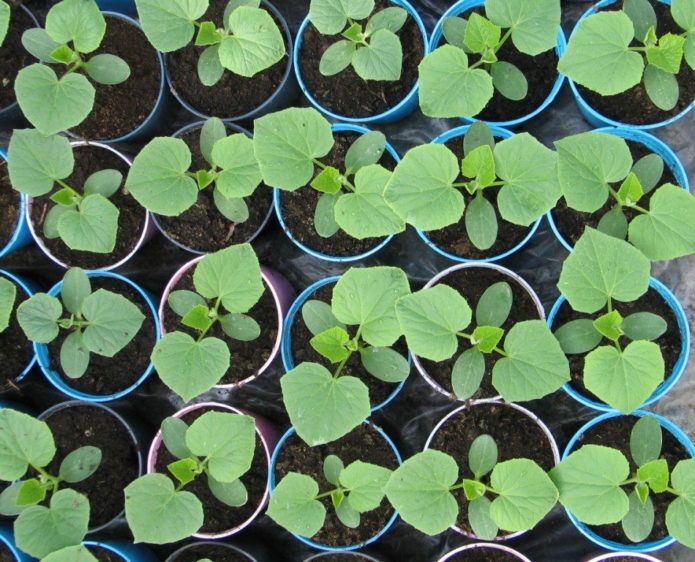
40,404 -> 140,529
162,269 -> 278,385
45,276 -> 156,396
442,6 -> 559,123
429,401 -> 556,537
279,132 -> 397,257
88,547 -> 123,562
419,267 -> 541,398
274,422 -> 399,547
553,286 -> 681,404
0,6 -> 34,110
155,126 -> 273,252
0,161 -> 20,250
167,0 -> 290,118
445,547 -> 523,562
69,15 -> 161,140
290,283 -> 407,407
170,543 -> 253,562
29,144 -> 145,270
426,137 -> 533,260
551,140 -> 679,246
154,406 -> 268,535
0,274 -> 33,387
577,0 -> 695,125
299,0 -> 424,118
575,415 -> 689,543
0,542 -> 13,562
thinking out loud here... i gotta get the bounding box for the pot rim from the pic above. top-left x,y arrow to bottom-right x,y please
164,540 -> 259,562
437,542 -> 532,562
0,269 -> 38,382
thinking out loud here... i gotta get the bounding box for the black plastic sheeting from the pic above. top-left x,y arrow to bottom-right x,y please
1,1 -> 694,561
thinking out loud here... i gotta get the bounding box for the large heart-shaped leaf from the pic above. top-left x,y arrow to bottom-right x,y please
341,461 -> 392,512
0,277 -> 15,333
309,0 -> 374,35
666,459 -> 695,548
45,0 -> 105,53
80,289 -> 145,356
352,28 -> 402,81
17,293 -> 63,344
212,133 -> 263,198
135,0 -> 208,52
267,472 -> 325,537
485,0 -> 560,56
0,409 -> 55,481
57,194 -> 120,253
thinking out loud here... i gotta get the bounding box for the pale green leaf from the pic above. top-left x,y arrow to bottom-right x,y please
0,1 -> 8,47
17,293 -> 62,344
57,194 -> 120,253
0,277 -> 16,333
452,347 -> 485,400
341,460 -> 391,512
135,0 -> 208,52
0,409 -> 55,481
485,0 -> 560,56
360,346 -> 409,383
666,459 -> 695,548
319,40 -> 355,75
267,472 -> 325,537
352,29 -> 402,81
465,194 -> 497,250
84,54 -> 131,85
45,0 -> 106,53
60,331 -> 89,378
643,63 -> 679,111
309,0 -> 374,35
42,546 -> 98,562
212,133 -> 262,198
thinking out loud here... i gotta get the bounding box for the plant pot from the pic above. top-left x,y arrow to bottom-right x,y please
165,0 -> 298,122
0,524 -> 31,562
160,258 -> 294,390
548,276 -> 690,412
429,0 -> 566,128
412,262 -> 545,401
269,420 -> 402,551
437,543 -> 532,562
147,402 -> 279,540
34,271 -> 161,402
281,275 -> 407,411
165,541 -> 258,562
39,400 -> 145,534
548,127 -> 691,252
583,553 -> 663,562
151,120 -> 274,254
425,399 -> 560,540
25,141 -> 155,272
95,0 -> 137,17
418,125 -> 542,263
274,123 -> 399,262
561,410 -> 695,552
0,150 -> 32,261
294,0 -> 428,124
83,540 -> 157,562
567,0 -> 695,130
304,552 -> 384,562
0,269 -> 37,385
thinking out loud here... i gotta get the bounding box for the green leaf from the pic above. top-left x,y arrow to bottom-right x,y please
50,44 -> 75,65
212,133 -> 262,199
169,456 -> 198,486
672,0 -> 695,31
0,278 -> 16,333
622,490 -> 655,542
0,1 -> 8,47
465,194 -> 497,250
309,0 -> 374,35
198,45 -> 224,86
152,332 -> 230,402
181,304 -> 213,333
623,0 -> 657,43
323,455 -> 344,485
84,169 -> 123,199
43,546 -> 99,562
464,13 -> 500,53
622,312 -> 667,341
385,449 -> 459,536
168,290 -> 206,318
554,319 -> 602,355
58,194 -> 120,253
124,473 -> 204,544
384,143 -> 463,231
469,496 -> 498,540
200,118 -> 227,166
161,416 -> 192,460
21,28 -> 61,62
17,293 -> 62,344
593,310 -> 624,341
584,341 -> 664,414
281,362 -> 370,446
352,28 -> 402,81
558,12 -> 644,95
81,288 -> 145,356
598,206 -> 629,239
135,0 -> 208,52
485,0 -> 560,56
310,326 -> 350,363
452,347 -> 485,400
464,122 -> 495,157
629,183 -> 695,260
320,40 -> 356,76
366,7 -> 407,34
646,33 -> 685,74
637,459 -> 669,493
0,482 -> 26,516
46,0 -> 106,53
341,460 -> 391,512
462,145 -> 496,186
16,479 -> 46,507
557,227 -> 651,313
442,16 -> 468,50
311,167 -> 342,194
342,22 -> 362,42
301,299 -> 345,336
314,192 -> 340,238
15,489 -> 89,558
336,497 -> 360,528
643,63 -> 679,111
469,434 -> 498,480
213,190 -> 249,223
631,153 -> 664,194
472,325 -> 504,353
418,45 -> 494,118
396,285 -> 471,361
360,346 -> 409,383
59,446 -> 101,483
85,54 -> 130,85
195,20 -> 222,46
208,476 -> 247,507
666,459 -> 695,548
267,472 -> 325,537
127,137 -> 198,216
51,186 -> 79,207
476,282 -> 512,328
7,129 -> 74,197
630,414 -> 662,467
218,313 -> 260,341
344,131 -> 386,175
684,34 -> 695,69
60,331 -> 90,378
492,320 -> 570,402
490,61 -> 528,101
334,164 -> 404,239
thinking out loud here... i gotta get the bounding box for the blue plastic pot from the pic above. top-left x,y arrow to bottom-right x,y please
95,0 -> 136,17
166,541 -> 258,562
567,0 -> 694,130
34,271 -> 161,402
562,410 -> 695,552
0,147 -> 33,261
274,123 -> 399,263
418,125 -> 541,263
269,421 -> 402,552
0,524 -> 31,562
429,0 -> 566,128
84,540 -> 157,562
548,277 -> 690,412
166,0 -> 298,122
294,0 -> 428,124
0,270 -> 37,383
547,127 -> 691,252
281,276 -> 407,411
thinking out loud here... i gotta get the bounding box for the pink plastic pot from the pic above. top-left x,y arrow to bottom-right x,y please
425,398 -> 560,541
159,256 -> 295,390
24,141 -> 155,272
413,263 -> 545,401
304,553 -> 383,562
147,401 -> 279,540
438,543 -> 532,562
583,554 -> 662,562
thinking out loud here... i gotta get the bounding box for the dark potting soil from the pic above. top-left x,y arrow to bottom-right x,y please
155,127 -> 273,252
274,422 -> 399,546
154,406 -> 268,535
577,0 -> 695,125
170,543 -> 253,562
0,274 -> 34,387
40,404 -> 140,529
445,547 -> 522,562
45,277 -> 156,395
442,7 -> 559,123
290,283 -> 407,407
429,401 -> 556,536
279,132 -> 397,257
0,161 -> 20,250
576,415 -> 689,543
0,6 -> 34,110
551,140 -> 679,246
426,137 -> 532,260
419,267 -> 541,398
0,543 -> 12,562
88,546 -> 124,562
167,0 -> 290,118
29,144 -> 146,270
162,269 -> 278,385
553,286 -> 681,404
69,16 -> 161,140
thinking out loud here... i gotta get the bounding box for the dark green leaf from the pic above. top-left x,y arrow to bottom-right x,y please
344,131 -> 386,175
622,312 -> 667,341
59,446 -> 101,483
218,313 -> 261,341
442,16 -> 468,50
631,153 -> 664,193
319,40 -> 355,76
360,346 -> 409,383
451,347 -> 485,400
624,0 -> 657,43
554,319 -> 602,354
468,496 -> 498,540
168,290 -> 206,318
336,498 -> 360,528
475,281 -> 512,328
61,267 -> 91,315
630,415 -> 662,466
213,189 -> 249,223
200,117 -> 227,166
59,331 -> 89,379
469,434 -> 498,479
208,476 -> 247,507
465,193 -> 497,250
644,64 -> 679,111
198,45 -> 224,86
301,299 -> 345,336
84,54 -> 130,85
463,121 -> 495,156
490,61 -> 528,100
161,416 -> 192,460
314,193 -> 340,238
597,206 -> 629,239
622,490 -> 655,542
323,455 -> 344,485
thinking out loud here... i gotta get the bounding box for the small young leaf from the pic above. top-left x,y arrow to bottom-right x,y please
311,166 -> 342,194
631,153 -> 664,194
341,460 -> 391,512
665,458 -> 695,548
59,446 -> 101,483
490,61 -> 528,100
195,20 -> 222,46
592,310 -> 624,342
310,326 -> 351,363
597,206 -> 629,240
21,28 -> 61,61
16,479 -> 46,506
60,331 -> 90,379
468,496 -> 498,540
463,478 -> 487,500
622,312 -> 667,341
366,7 -> 407,34
213,190 -> 249,223
218,313 -> 261,341
342,22 -> 364,42
161,416 -> 192,460
181,304 -> 214,332
643,64 -> 679,111
85,54 -> 131,85
319,40 -> 356,76
208,476 -> 248,507
472,325 -> 504,353
630,415 -> 662,467
302,299 -> 346,336
336,498 -> 360,527
267,472 -> 325,537
476,282 -> 513,328
168,458 -> 198,486
464,13 -> 501,53
360,346 -> 409,383
485,0 -> 560,56
50,44 -> 76,65
617,174 -> 645,208
622,490 -> 655,543
81,289 -> 145,356
451,347 -> 485,400
17,293 -> 62,344
352,28 -> 402,81
168,290 -> 206,318
465,194 -> 497,251
314,192 -> 340,238
45,0 -> 105,53
637,459 -> 669,493
344,131 -> 386,175
469,434 -> 498,479
623,0 -> 657,43
554,319 -> 603,355
200,118 -> 227,166
646,33 -> 685,74
84,169 -> 123,199
324,455 -> 344,485
309,0 -> 374,35
0,277 -> 15,333
135,0 -> 208,52
198,45 -> 224,86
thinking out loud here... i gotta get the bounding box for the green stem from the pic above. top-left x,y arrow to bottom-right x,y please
55,179 -> 77,192
333,326 -> 363,379
196,297 -> 221,342
469,27 -> 514,70
312,159 -> 328,170
316,488 -> 341,500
